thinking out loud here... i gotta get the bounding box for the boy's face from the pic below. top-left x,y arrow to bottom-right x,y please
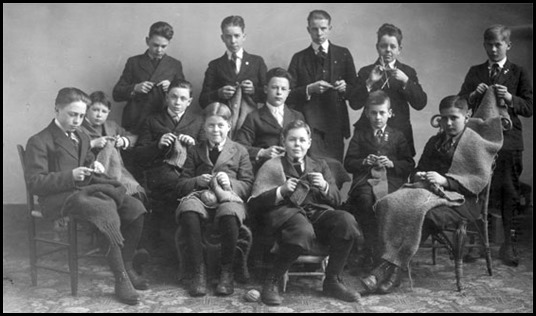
366,102 -> 392,130
55,101 -> 87,132
307,18 -> 331,45
484,38 -> 511,62
376,35 -> 401,64
264,76 -> 290,108
166,87 -> 192,116
283,127 -> 311,161
146,35 -> 169,60
86,102 -> 110,126
439,107 -> 468,137
221,25 -> 246,53
204,115 -> 230,145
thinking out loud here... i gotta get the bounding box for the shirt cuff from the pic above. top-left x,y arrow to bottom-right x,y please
275,187 -> 284,204
122,137 -> 130,150
306,84 -> 313,101
322,183 -> 330,195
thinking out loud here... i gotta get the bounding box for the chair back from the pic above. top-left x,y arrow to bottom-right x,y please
17,144 -> 36,215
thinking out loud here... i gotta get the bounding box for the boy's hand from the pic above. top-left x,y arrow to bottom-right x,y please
215,172 -> 231,189
114,136 -> 125,148
91,136 -> 109,149
333,80 -> 347,93
157,80 -> 171,92
218,85 -> 237,100
259,146 -> 285,159
376,156 -> 394,168
134,81 -> 154,94
158,133 -> 177,149
177,134 -> 196,146
280,178 -> 299,197
90,161 -> 105,174
474,83 -> 489,95
363,154 -> 379,166
196,174 -> 213,188
424,171 -> 448,187
415,171 -> 427,182
307,172 -> 328,191
367,65 -> 384,85
388,68 -> 409,85
308,80 -> 333,95
493,84 -> 513,104
240,80 -> 255,95
72,167 -> 93,181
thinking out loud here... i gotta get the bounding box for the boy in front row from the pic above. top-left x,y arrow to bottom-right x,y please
458,24 -> 533,266
344,90 -> 414,271
24,88 -> 148,305
249,120 -> 361,305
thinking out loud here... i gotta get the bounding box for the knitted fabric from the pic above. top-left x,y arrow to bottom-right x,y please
164,138 -> 188,169
179,173 -> 243,209
367,166 -> 389,201
229,86 -> 257,139
249,156 -> 286,200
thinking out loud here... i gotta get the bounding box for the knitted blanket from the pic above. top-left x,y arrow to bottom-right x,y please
375,89 -> 505,268
179,173 -> 243,209
229,86 -> 257,139
61,175 -> 127,247
368,166 -> 389,201
96,141 -> 146,198
164,138 -> 188,169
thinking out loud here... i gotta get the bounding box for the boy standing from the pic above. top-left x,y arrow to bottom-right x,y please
344,91 -> 414,268
458,25 -> 533,266
287,10 -> 357,162
235,67 -> 304,170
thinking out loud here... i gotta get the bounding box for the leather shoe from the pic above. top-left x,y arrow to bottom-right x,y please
189,264 -> 207,297
323,275 -> 360,302
126,269 -> 149,290
215,264 -> 234,296
261,275 -> 282,306
115,271 -> 140,305
359,260 -> 393,294
377,266 -> 402,294
499,243 -> 520,267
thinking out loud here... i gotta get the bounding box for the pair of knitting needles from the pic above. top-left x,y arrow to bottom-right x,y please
380,56 -> 394,90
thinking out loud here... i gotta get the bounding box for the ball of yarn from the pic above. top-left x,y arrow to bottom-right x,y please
243,289 -> 260,302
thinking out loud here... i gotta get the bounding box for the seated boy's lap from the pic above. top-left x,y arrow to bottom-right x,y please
175,199 -> 246,226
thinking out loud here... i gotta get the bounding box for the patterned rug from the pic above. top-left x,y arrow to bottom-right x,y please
3,205 -> 533,313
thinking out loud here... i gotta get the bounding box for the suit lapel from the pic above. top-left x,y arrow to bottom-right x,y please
139,52 -> 156,79
476,62 -> 491,85
305,46 -> 317,81
213,140 -> 236,169
282,105 -> 295,128
281,157 -> 300,179
329,42 -> 336,82
303,156 -> 321,174
237,51 -> 249,78
260,105 -> 281,130
75,130 -> 89,165
50,123 -> 79,160
495,60 -> 512,85
199,142 -> 213,167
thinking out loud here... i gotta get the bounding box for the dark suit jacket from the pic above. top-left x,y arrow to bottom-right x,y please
248,156 -> 340,232
344,125 -> 414,197
351,60 -> 427,157
134,108 -> 205,168
235,104 -> 304,165
113,51 -> 185,132
176,140 -> 253,200
458,60 -> 533,151
25,121 -> 94,219
199,51 -> 267,108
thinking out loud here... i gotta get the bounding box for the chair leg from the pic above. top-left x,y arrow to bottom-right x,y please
28,215 -> 38,286
431,236 -> 437,265
454,220 -> 467,292
282,272 -> 289,293
481,216 -> 493,276
68,217 -> 79,296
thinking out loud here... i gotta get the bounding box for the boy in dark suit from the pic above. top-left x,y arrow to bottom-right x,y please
287,10 -> 357,162
199,15 -> 267,137
351,23 -> 427,157
249,120 -> 361,305
175,102 -> 253,297
344,91 -> 414,269
235,67 -> 304,170
24,88 -> 148,305
134,80 -> 204,248
113,21 -> 185,133
458,25 -> 533,267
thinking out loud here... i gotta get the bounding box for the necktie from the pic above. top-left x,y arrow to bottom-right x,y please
490,63 -> 500,83
274,109 -> 283,127
293,158 -> 303,176
151,57 -> 160,69
231,53 -> 238,74
68,132 -> 79,149
375,129 -> 383,144
317,46 -> 327,64
209,143 -> 220,165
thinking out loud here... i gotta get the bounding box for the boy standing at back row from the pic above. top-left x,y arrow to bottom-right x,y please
287,10 -> 357,162
458,24 -> 532,267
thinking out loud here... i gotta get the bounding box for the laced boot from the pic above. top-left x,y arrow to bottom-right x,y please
323,274 -> 360,302
261,274 -> 282,306
215,263 -> 234,296
126,268 -> 149,290
114,271 -> 140,305
189,264 -> 207,297
359,260 -> 395,294
377,266 -> 402,294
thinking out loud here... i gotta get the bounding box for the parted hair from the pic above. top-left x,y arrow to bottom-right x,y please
307,10 -> 331,24
365,90 -> 391,109
149,21 -> 174,40
221,15 -> 245,32
89,91 -> 112,110
377,23 -> 403,46
484,24 -> 511,43
168,79 -> 193,97
439,95 -> 469,113
55,87 -> 90,108
282,119 -> 311,139
204,102 -> 232,121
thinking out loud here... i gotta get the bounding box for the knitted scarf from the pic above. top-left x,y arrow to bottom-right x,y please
229,86 -> 257,139
375,88 -> 505,268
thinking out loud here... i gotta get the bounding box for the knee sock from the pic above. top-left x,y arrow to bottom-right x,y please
326,238 -> 353,277
179,212 -> 204,269
218,216 -> 239,266
107,244 -> 127,276
121,215 -> 144,270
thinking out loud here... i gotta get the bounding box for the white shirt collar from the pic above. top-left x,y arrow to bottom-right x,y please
266,102 -> 284,115
286,155 -> 304,166
488,58 -> 507,69
311,41 -> 329,54
227,48 -> 244,60
54,119 -> 71,135
373,126 -> 387,135
209,139 -> 226,151
167,108 -> 185,121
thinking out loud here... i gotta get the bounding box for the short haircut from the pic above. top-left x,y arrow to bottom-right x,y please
377,23 -> 403,46
266,67 -> 293,85
307,10 -> 331,25
282,119 -> 311,139
365,90 -> 391,110
89,91 -> 112,110
439,95 -> 468,113
168,79 -> 193,97
204,102 -> 232,121
221,15 -> 245,32
55,87 -> 90,108
149,21 -> 174,40
484,24 -> 511,43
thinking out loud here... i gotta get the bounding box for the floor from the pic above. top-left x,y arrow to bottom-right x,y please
3,204 -> 533,313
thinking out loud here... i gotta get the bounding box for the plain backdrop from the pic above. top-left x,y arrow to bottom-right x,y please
3,3 -> 533,204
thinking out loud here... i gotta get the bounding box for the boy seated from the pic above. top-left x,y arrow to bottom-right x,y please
249,120 -> 361,305
343,90 -> 414,269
